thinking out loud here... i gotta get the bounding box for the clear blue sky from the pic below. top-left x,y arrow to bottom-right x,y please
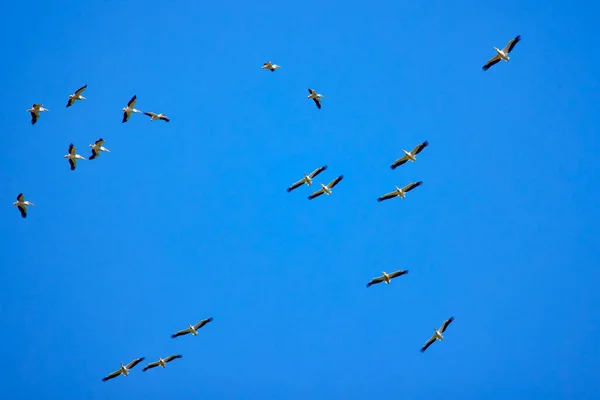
1,1 -> 599,399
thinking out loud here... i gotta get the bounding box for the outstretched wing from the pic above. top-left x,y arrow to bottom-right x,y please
308,165 -> 327,179
90,148 -> 99,160
366,276 -> 385,288
69,158 -> 76,171
439,316 -> 454,333
194,317 -> 213,330
411,140 -> 429,156
18,205 -> 27,218
287,178 -> 306,192
127,95 -> 137,108
390,155 -> 409,169
126,357 -> 145,369
377,192 -> 397,202
312,97 -> 321,109
144,112 -> 157,118
74,84 -> 87,96
102,370 -> 122,382
420,336 -> 436,353
388,270 -> 409,279
171,328 -> 191,338
159,115 -> 170,122
142,361 -> 160,372
164,354 -> 183,363
482,54 -> 501,71
503,35 -> 522,54
66,98 -> 75,108
307,188 -> 325,200
402,181 -> 422,193
328,175 -> 344,189
122,111 -> 130,123
30,112 -> 38,125
17,193 -> 24,202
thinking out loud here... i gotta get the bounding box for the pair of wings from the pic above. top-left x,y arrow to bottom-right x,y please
377,181 -> 422,202
366,270 -> 408,287
390,141 -> 429,169
308,175 -> 344,200
102,357 -> 145,381
482,35 -> 521,71
142,355 -> 182,371
171,317 -> 213,338
420,317 -> 455,352
286,166 -> 328,192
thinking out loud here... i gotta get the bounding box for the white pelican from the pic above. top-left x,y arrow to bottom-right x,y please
102,357 -> 145,382
482,35 -> 522,71
261,61 -> 281,72
89,138 -> 110,160
307,175 -> 344,200
13,193 -> 34,218
390,140 -> 429,169
307,88 -> 324,109
420,317 -> 455,353
377,181 -> 422,202
144,111 -> 170,122
286,165 -> 328,192
171,317 -> 213,338
27,104 -> 49,125
366,270 -> 408,288
64,144 -> 86,170
142,355 -> 182,372
122,95 -> 142,123
66,84 -> 87,107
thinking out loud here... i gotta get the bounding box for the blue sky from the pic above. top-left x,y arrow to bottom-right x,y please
1,0 -> 599,398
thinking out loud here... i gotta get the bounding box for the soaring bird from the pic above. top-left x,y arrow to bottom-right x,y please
144,112 -> 170,122
101,357 -> 145,382
64,144 -> 86,170
122,95 -> 142,123
390,141 -> 429,169
421,317 -> 455,353
66,84 -> 87,107
89,138 -> 110,160
377,181 -> 423,202
482,35 -> 522,71
261,61 -> 281,72
308,175 -> 344,200
366,270 -> 409,288
286,165 -> 328,192
27,104 -> 49,125
171,318 -> 213,338
13,193 -> 34,218
307,88 -> 324,109
142,355 -> 182,372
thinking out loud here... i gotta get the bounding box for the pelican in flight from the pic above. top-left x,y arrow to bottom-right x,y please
13,193 -> 34,218
366,270 -> 409,288
142,355 -> 183,372
377,181 -> 423,202
261,61 -> 281,72
390,140 -> 429,169
286,165 -> 328,192
144,111 -> 170,122
122,95 -> 142,123
482,35 -> 522,71
27,104 -> 49,125
89,138 -> 110,160
308,175 -> 344,200
307,88 -> 324,109
171,317 -> 213,338
66,84 -> 87,107
64,144 -> 86,170
101,357 -> 145,382
421,317 -> 455,353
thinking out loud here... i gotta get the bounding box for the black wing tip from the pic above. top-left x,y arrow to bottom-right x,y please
206,317 -> 214,322
515,34 -> 522,41
420,348 -> 426,353
448,316 -> 455,322
416,181 -> 423,186
377,198 -> 383,202
423,140 -> 429,146
338,174 -> 344,180
366,283 -> 372,288
390,164 -> 397,169
286,187 -> 293,192
101,377 -> 109,382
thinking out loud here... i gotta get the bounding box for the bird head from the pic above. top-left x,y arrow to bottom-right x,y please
381,271 -> 387,276
12,201 -> 17,206
122,107 -> 128,112
395,186 -> 401,192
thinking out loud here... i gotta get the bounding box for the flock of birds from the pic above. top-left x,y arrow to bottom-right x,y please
13,33 -> 522,382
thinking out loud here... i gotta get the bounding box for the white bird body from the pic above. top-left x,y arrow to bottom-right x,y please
262,61 -> 281,71
27,104 -> 49,125
366,269 -> 409,288
142,355 -> 183,372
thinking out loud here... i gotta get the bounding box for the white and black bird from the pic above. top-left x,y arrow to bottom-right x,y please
287,165 -> 328,192
377,181 -> 423,202
421,317 -> 455,352
13,193 -> 34,218
89,138 -> 110,160
307,175 -> 344,200
66,84 -> 87,107
142,355 -> 182,372
366,270 -> 409,288
144,111 -> 170,122
307,88 -> 324,109
102,357 -> 145,382
482,35 -> 522,71
171,317 -> 213,338
64,144 -> 86,170
390,141 -> 429,169
27,104 -> 49,125
261,61 -> 281,72
122,95 -> 142,123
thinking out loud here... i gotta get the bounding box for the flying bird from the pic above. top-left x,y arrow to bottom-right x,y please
287,165 -> 328,192
101,357 -> 145,382
307,89 -> 324,109
142,355 -> 182,372
89,138 -> 110,160
122,95 -> 142,123
27,104 -> 49,125
421,317 -> 455,353
308,175 -> 344,200
390,141 -> 429,169
66,84 -> 87,107
482,35 -> 522,71
13,193 -> 34,218
144,112 -> 170,122
366,270 -> 409,288
171,317 -> 213,338
261,61 -> 281,72
64,144 -> 86,170
377,181 -> 423,202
